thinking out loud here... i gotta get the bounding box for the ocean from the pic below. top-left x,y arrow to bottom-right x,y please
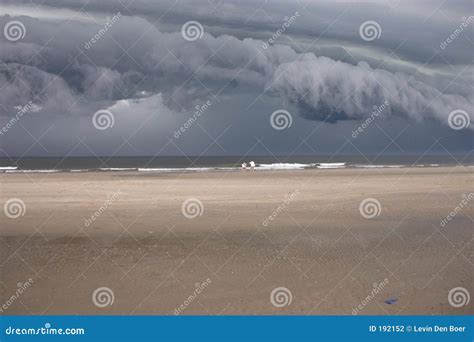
1,155 -> 472,173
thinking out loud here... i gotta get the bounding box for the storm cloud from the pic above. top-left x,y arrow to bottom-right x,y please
0,0 -> 472,156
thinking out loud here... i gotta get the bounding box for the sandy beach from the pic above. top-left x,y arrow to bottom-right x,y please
0,166 -> 472,315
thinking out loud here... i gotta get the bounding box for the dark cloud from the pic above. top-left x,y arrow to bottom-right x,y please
269,57 -> 473,126
0,0 -> 472,156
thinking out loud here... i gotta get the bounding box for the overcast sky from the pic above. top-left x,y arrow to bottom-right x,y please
0,0 -> 472,157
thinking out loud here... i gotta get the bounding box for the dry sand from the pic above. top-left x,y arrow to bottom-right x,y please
0,167 -> 473,315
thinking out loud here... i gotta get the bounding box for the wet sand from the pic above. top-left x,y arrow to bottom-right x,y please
0,167 -> 472,315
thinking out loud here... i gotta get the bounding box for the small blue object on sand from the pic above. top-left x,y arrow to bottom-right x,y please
384,298 -> 398,305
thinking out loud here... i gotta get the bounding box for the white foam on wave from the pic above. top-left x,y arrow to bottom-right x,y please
0,166 -> 18,171
138,167 -> 210,172
138,167 -> 237,172
353,164 -> 404,168
256,163 -> 313,170
316,163 -> 346,169
5,169 -> 60,173
99,168 -> 138,171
